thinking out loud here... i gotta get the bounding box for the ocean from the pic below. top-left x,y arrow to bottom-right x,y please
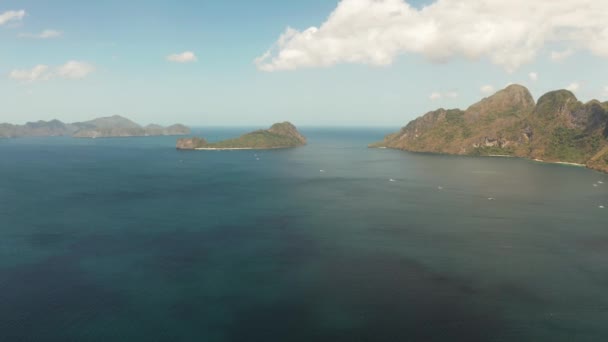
0,127 -> 607,341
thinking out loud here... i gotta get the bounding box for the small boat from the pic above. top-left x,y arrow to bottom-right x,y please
389,179 -> 396,182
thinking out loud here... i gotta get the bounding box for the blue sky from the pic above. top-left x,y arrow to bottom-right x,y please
2,0 -> 607,126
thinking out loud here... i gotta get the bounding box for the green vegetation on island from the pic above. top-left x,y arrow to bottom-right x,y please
371,85 -> 608,173
0,115 -> 190,139
177,122 -> 306,150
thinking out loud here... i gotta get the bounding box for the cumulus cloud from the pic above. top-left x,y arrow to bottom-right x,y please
56,61 -> 95,79
551,49 -> 574,62
529,72 -> 538,81
256,0 -> 608,72
566,82 -> 580,92
167,51 -> 197,63
429,91 -> 458,100
0,10 -> 25,26
8,61 -> 94,82
429,92 -> 442,100
19,29 -> 62,39
480,85 -> 495,95
9,65 -> 51,82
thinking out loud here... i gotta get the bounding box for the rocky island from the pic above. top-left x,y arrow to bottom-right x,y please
177,122 -> 306,150
0,115 -> 190,139
371,85 -> 608,173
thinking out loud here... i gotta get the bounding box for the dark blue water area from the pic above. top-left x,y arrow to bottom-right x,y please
0,128 -> 607,341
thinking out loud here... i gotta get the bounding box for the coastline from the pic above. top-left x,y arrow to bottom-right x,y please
195,147 -> 255,150
372,146 -> 606,174
532,159 -> 586,167
191,146 -> 293,151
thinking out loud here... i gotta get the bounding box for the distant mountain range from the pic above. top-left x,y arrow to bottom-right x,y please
371,85 -> 608,173
177,122 -> 306,150
0,115 -> 190,139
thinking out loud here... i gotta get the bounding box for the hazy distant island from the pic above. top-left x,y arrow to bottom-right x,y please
371,85 -> 608,174
0,115 -> 190,139
177,122 -> 306,150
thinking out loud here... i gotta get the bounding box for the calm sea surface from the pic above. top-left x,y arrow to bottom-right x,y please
0,128 -> 607,341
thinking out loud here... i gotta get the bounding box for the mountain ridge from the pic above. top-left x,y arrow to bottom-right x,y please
372,85 -> 608,173
0,115 -> 190,139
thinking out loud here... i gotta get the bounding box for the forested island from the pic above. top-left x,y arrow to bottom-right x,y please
371,85 -> 608,173
177,122 -> 306,150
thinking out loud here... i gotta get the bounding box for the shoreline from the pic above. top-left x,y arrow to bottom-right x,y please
195,147 -> 255,150
532,159 -> 586,167
191,146 -> 293,151
373,146 -> 605,174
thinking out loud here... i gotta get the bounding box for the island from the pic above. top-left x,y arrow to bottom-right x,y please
371,84 -> 608,174
177,122 -> 306,150
0,115 -> 190,139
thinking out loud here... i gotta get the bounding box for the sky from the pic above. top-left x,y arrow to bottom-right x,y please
2,0 -> 608,127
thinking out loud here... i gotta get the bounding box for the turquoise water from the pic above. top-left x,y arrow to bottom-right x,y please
1,128 -> 607,341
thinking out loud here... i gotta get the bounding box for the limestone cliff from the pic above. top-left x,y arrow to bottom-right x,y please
372,85 -> 608,173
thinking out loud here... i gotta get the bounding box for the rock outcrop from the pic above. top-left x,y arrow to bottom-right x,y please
176,137 -> 208,150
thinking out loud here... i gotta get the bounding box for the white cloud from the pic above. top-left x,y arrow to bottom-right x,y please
19,29 -> 62,39
167,51 -> 197,63
9,65 -> 51,82
529,72 -> 538,81
566,82 -> 580,92
480,85 -> 495,95
8,61 -> 94,82
602,86 -> 608,97
0,10 -> 25,26
429,91 -> 458,100
56,61 -> 95,79
550,49 -> 574,62
429,92 -> 442,100
445,91 -> 459,99
256,0 -> 608,72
